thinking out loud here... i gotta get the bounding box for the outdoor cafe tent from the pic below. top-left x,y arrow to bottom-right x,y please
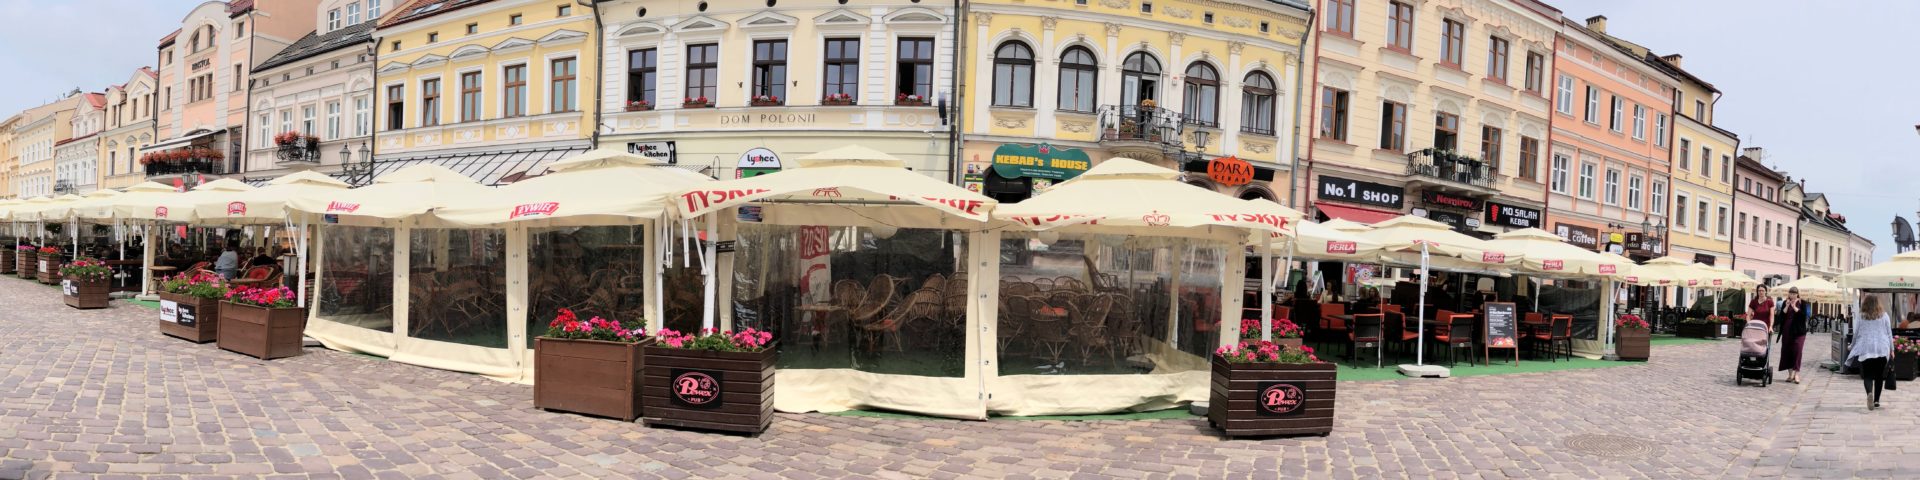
288,165 -> 509,379
1249,217 -> 1386,343
1486,229 -> 1633,356
992,158 -> 1302,416
188,171 -> 353,308
674,145 -> 998,419
1319,218 -> 1373,233
1356,215 -> 1525,369
1839,251 -> 1920,290
431,147 -> 713,382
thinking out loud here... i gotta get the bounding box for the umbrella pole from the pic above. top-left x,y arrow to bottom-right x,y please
1260,242 -> 1273,342
296,217 -> 310,308
701,215 -> 718,331
1416,243 -> 1428,367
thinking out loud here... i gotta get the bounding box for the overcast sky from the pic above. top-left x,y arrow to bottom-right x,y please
0,1 -> 1908,261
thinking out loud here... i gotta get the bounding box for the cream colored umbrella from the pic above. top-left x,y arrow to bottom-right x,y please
1777,276 -> 1846,302
1622,256 -> 1717,288
1319,218 -> 1373,233
674,145 -> 995,222
15,194 -> 84,223
286,165 -> 492,220
1487,228 -> 1626,278
193,171 -> 349,225
4,197 -> 53,242
994,158 -> 1301,235
1839,251 -> 1920,290
1247,216 -> 1386,341
110,179 -> 256,223
1357,214 -> 1524,369
1595,253 -> 1638,279
435,148 -> 711,226
42,189 -> 124,223
72,182 -> 180,221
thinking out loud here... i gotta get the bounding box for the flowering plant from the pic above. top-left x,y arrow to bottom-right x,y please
683,96 -> 711,106
61,257 -> 112,282
1217,340 -> 1321,364
625,100 -> 652,110
225,285 -> 296,309
272,131 -> 319,146
1897,337 -> 1920,355
823,93 -> 853,103
160,271 -> 230,299
752,95 -> 781,103
1239,317 -> 1303,340
1616,314 -> 1649,330
37,246 -> 60,255
1706,315 -> 1732,324
655,328 -> 774,352
543,308 -> 649,343
896,93 -> 925,104
15,245 -> 33,252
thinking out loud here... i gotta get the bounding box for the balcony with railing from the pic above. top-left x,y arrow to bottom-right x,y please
141,147 -> 228,178
1097,104 -> 1185,148
1405,148 -> 1494,191
273,132 -> 321,166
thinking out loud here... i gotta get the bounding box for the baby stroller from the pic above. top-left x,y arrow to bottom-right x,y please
1736,319 -> 1772,386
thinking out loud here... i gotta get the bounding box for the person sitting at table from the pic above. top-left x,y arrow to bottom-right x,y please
248,248 -> 280,268
214,245 -> 240,280
1899,312 -> 1920,330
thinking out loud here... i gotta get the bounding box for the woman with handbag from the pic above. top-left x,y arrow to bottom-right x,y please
1777,288 -> 1813,383
1847,295 -> 1894,410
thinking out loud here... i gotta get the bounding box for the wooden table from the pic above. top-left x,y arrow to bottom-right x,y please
147,265 -> 178,292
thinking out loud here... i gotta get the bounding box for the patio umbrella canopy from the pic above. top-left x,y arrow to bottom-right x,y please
1251,219 -> 1385,262
288,165 -> 493,220
1623,256 -> 1721,288
14,194 -> 85,223
1839,251 -> 1920,290
193,171 -> 349,225
435,148 -> 712,227
1487,228 -> 1626,278
993,158 -> 1302,236
675,144 -> 994,222
112,179 -> 256,223
1318,218 -> 1373,233
1777,276 -> 1847,302
1359,215 -> 1524,272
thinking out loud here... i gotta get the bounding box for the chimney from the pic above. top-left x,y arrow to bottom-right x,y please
1661,54 -> 1683,68
1742,147 -> 1764,162
1585,15 -> 1608,33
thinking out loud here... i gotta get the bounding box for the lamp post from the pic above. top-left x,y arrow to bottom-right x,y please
340,143 -> 374,186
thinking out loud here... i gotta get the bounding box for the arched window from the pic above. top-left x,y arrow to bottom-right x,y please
992,41 -> 1034,107
1057,46 -> 1097,112
1183,62 -> 1219,127
1241,72 -> 1277,135
1121,52 -> 1160,109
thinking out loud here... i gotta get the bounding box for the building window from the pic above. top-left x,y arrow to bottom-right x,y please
550,57 -> 577,112
354,96 -> 371,136
302,105 -> 317,135
420,79 -> 440,127
627,49 -> 656,106
824,39 -> 860,102
327,9 -> 341,31
896,38 -> 934,101
392,41 -> 401,52
1480,125 -> 1502,172
1722,155 -> 1732,182
1609,96 -> 1623,132
326,101 -> 341,140
752,40 -> 789,102
1584,86 -> 1599,124
466,23 -> 478,35
1654,114 -> 1668,146
1439,20 -> 1465,68
280,110 -> 293,137
1549,154 -> 1569,193
510,14 -> 523,25
1719,205 -> 1730,236
1695,99 -> 1706,119
1632,105 -> 1646,140
1627,174 -> 1643,210
1578,162 -> 1595,199
1242,72 -> 1277,135
1604,168 -> 1620,205
1319,88 -> 1349,141
1701,147 -> 1712,174
386,85 -> 404,130
1555,75 -> 1573,114
1379,101 -> 1407,151
1524,52 -> 1544,94
1486,36 -> 1509,82
1764,220 -> 1772,244
1675,194 -> 1689,228
1433,112 -> 1459,150
460,71 -> 482,122
685,44 -> 718,103
1387,2 -> 1414,51
347,3 -> 361,25
1121,52 -> 1160,109
1738,213 -> 1747,240
428,32 -> 439,44
1325,0 -> 1354,36
502,65 -> 526,117
370,0 -> 382,17
992,42 -> 1035,108
557,4 -> 571,17
1678,138 -> 1691,170
1651,181 -> 1666,214
257,113 -> 270,148
1182,63 -> 1219,127
1051,46 -> 1099,113
1697,200 -> 1709,233
1518,136 -> 1539,181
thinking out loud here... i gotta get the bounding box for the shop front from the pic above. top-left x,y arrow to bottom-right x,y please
1482,200 -> 1545,235
965,142 -> 1092,203
1410,190 -> 1487,237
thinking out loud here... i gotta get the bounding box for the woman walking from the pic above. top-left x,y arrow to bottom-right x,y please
1776,287 -> 1812,383
1749,285 -> 1775,330
1847,295 -> 1894,410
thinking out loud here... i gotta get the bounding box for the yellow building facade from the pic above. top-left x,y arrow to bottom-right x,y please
962,0 -> 1311,202
101,69 -> 161,190
373,0 -> 598,181
0,114 -> 19,199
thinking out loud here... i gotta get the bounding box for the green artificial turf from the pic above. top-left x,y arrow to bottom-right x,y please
831,407 -> 1197,422
1330,353 -> 1630,381
1650,334 -> 1719,346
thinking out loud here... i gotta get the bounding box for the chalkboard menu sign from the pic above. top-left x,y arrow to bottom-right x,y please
1482,302 -> 1519,365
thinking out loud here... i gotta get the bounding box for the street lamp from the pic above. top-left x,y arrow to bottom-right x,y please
340,143 -> 374,186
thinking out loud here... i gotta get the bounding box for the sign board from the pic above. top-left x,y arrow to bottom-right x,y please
668,368 -> 723,409
626,141 -> 678,164
61,279 -> 75,296
991,143 -> 1091,181
1482,302 -> 1520,365
1255,381 -> 1307,417
1206,156 -> 1255,186
714,240 -> 736,253
737,205 -> 763,223
1484,202 -> 1542,229
736,147 -> 781,178
1317,175 -> 1404,209
160,300 -> 180,323
1555,223 -> 1600,250
1422,191 -> 1481,211
177,302 -> 198,327
1427,210 -> 1473,234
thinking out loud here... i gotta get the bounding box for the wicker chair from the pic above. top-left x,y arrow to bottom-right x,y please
1071,295 -> 1116,365
1029,308 -> 1073,367
848,274 -> 897,341
868,289 -> 941,352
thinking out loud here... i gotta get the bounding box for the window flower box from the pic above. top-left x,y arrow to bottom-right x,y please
895,93 -> 928,107
1209,341 -> 1335,438
1615,314 -> 1650,361
61,258 -> 112,310
749,95 -> 783,107
643,329 -> 776,435
35,249 -> 62,285
218,286 -> 306,360
535,309 -> 654,421
682,97 -> 712,109
16,247 -> 36,279
624,100 -> 653,112
821,93 -> 855,106
158,271 -> 229,344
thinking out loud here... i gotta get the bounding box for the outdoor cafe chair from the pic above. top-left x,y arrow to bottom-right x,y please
1348,313 -> 1385,368
1071,295 -> 1116,366
1030,307 -> 1074,367
1550,314 -> 1574,362
1431,312 -> 1478,367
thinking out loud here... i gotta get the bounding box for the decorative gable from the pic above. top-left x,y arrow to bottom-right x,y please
813,9 -> 871,26
537,29 -> 588,46
671,16 -> 729,34
491,37 -> 535,53
615,22 -> 665,38
378,62 -> 412,75
449,45 -> 490,61
739,11 -> 798,30
410,54 -> 447,68
885,7 -> 945,24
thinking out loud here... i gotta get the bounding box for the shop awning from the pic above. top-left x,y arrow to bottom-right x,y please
369,146 -> 588,186
140,129 -> 221,153
1315,202 -> 1399,225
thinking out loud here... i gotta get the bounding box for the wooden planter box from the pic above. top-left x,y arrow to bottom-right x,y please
1208,357 -> 1337,438
15,251 -> 33,279
535,337 -> 655,421
642,345 -> 776,435
896,98 -> 928,107
681,100 -> 712,109
749,99 -> 784,107
62,277 -> 109,309
0,249 -> 14,274
36,254 -> 61,284
821,98 -> 855,106
1616,328 -> 1651,361
158,292 -> 221,343
623,104 -> 653,112
1675,322 -> 1719,339
217,302 -> 307,360
1897,350 -> 1918,381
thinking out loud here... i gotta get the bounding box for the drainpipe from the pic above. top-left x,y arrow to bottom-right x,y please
1287,6 -> 1317,209
583,0 -> 604,150
950,0 -> 965,186
368,34 -> 381,181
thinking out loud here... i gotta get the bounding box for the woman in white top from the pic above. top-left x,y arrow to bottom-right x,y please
1847,294 -> 1894,410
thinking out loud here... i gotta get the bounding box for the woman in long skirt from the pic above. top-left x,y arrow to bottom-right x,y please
1776,287 -> 1812,383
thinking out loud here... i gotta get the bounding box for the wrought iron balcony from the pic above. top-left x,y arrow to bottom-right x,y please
1097,104 -> 1185,149
145,159 -> 224,177
1405,148 -> 1493,189
275,138 -> 321,164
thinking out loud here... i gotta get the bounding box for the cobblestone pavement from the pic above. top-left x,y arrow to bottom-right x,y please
0,276 -> 1907,479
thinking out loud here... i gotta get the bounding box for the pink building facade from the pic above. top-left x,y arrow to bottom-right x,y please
1732,151 -> 1797,286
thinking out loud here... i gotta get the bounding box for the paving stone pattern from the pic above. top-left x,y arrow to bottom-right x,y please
0,277 -> 1907,478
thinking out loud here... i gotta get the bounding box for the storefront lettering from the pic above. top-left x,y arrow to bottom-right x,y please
1206,213 -> 1292,232
992,153 -> 1090,173
325,201 -> 361,213
1484,202 -> 1542,229
1423,191 -> 1480,210
509,202 -> 560,219
226,202 -> 247,216
719,113 -> 819,125
921,197 -> 985,216
1326,241 -> 1357,254
1317,175 -> 1404,209
1555,223 -> 1599,249
1010,214 -> 1102,227
680,188 -> 772,213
